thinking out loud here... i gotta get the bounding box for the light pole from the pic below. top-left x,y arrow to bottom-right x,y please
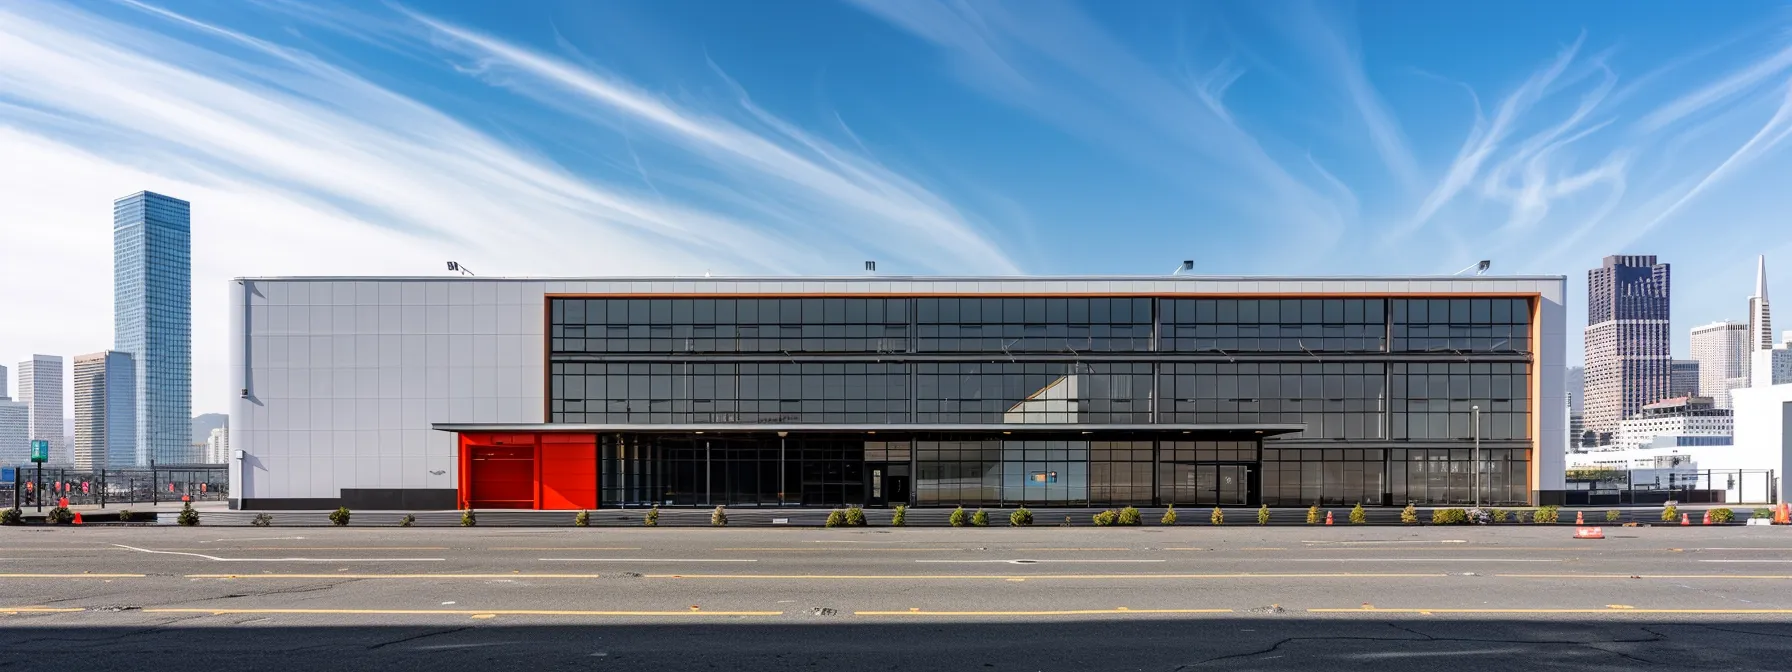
1471,405 -> 1482,509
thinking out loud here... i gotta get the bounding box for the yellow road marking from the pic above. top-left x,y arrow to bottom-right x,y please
1310,608 -> 1792,614
648,573 -> 1447,580
189,574 -> 607,579
1500,574 -> 1792,579
470,614 -> 496,619
1314,547 -> 1590,552
144,608 -> 783,617
0,574 -> 143,578
1238,547 -> 1287,551
857,608 -> 1232,616
489,547 -> 643,551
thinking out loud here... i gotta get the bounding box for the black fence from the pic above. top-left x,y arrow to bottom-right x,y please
1,464 -> 228,510
1564,468 -> 1777,506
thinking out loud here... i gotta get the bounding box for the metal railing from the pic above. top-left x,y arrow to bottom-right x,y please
1565,468 -> 1777,505
1,464 -> 228,511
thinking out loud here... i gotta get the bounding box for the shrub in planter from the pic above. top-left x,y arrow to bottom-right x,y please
1400,503 -> 1418,525
1710,508 -> 1734,524
1092,510 -> 1117,526
1307,505 -> 1322,525
461,508 -> 477,527
1430,508 -> 1468,525
825,509 -> 846,528
1257,505 -> 1270,525
575,510 -> 590,527
845,506 -> 868,527
1349,503 -> 1366,525
1661,504 -> 1680,522
710,506 -> 728,527
117,509 -> 133,522
949,506 -> 969,527
1754,507 -> 1775,519
329,507 -> 352,527
643,506 -> 658,527
0,507 -> 21,525
400,514 -> 415,527
251,512 -> 274,527
46,506 -> 74,524
891,504 -> 907,527
1534,506 -> 1560,524
1116,506 -> 1143,526
1010,507 -> 1034,527
177,503 -> 200,527
1491,508 -> 1509,523
971,509 -> 990,527
1161,505 -> 1177,525
1210,506 -> 1224,525
1466,508 -> 1490,525
1605,510 -> 1621,523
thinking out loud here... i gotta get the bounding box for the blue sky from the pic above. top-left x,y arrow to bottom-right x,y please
1,0 -> 1789,413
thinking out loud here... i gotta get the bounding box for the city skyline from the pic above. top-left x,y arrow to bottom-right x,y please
2,2 -> 1791,418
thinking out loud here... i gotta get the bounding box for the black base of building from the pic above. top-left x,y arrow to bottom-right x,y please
238,489 -> 456,511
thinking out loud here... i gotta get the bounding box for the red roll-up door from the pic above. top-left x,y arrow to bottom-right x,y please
468,445 -> 535,509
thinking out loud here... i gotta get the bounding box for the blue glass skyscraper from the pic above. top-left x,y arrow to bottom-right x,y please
115,191 -> 192,465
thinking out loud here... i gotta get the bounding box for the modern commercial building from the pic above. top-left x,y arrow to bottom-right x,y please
115,190 -> 194,466
228,274 -> 1568,511
205,426 -> 230,464
0,364 -> 25,465
1583,255 -> 1671,445
1610,396 -> 1732,451
1728,382 -> 1792,504
16,355 -> 65,465
1669,359 -> 1700,399
72,351 -> 137,471
1566,365 -> 1589,448
1692,320 -> 1750,409
1751,331 -> 1792,389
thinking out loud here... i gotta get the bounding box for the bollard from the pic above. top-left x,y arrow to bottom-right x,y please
1703,510 -> 1711,526
1682,513 -> 1691,526
1576,511 -> 1584,525
1325,511 -> 1333,526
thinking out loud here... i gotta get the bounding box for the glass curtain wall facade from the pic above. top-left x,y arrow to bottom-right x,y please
553,296 -> 1535,507
114,191 -> 192,466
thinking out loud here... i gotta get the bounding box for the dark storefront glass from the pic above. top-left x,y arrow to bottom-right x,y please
552,296 -> 1540,507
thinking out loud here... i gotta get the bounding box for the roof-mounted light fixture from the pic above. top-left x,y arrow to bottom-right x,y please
446,261 -> 474,276
1454,260 -> 1491,276
1171,260 -> 1194,275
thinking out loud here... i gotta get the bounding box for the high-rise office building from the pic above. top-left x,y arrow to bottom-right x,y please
73,351 -> 137,471
16,356 -> 65,464
115,191 -> 193,465
1583,255 -> 1671,444
1669,359 -> 1700,398
1566,365 -> 1588,448
205,426 -> 230,464
1750,255 -> 1773,355
1692,320 -> 1750,408
0,364 -> 8,400
0,363 -> 22,465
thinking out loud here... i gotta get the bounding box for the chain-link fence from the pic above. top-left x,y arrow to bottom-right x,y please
1,464 -> 227,510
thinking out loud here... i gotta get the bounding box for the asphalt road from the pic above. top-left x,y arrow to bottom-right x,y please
5,524 -> 1792,670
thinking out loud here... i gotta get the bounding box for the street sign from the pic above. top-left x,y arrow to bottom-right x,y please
29,440 -> 48,463
0,467 -> 12,482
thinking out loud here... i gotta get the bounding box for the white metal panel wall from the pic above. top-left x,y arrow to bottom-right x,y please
230,279 -> 544,501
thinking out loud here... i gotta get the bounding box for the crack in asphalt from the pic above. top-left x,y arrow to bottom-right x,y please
1175,621 -> 1666,669
367,626 -> 475,651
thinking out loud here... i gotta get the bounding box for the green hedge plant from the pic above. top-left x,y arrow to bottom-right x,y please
1604,510 -> 1620,523
1661,504 -> 1680,522
1010,507 -> 1034,527
845,506 -> 867,526
400,514 -> 415,527
47,506 -> 73,524
251,512 -> 273,527
1210,506 -> 1224,525
1349,503 -> 1366,525
971,509 -> 990,527
329,507 -> 351,526
1430,508 -> 1469,525
1160,505 -> 1177,525
117,509 -> 133,522
1754,507 -> 1775,519
825,509 -> 846,528
0,507 -> 20,525
1116,506 -> 1142,526
177,503 -> 200,527
1491,508 -> 1509,523
1710,508 -> 1734,524
1534,506 -> 1560,524
1257,505 -> 1270,525
643,506 -> 658,527
891,504 -> 907,527
1400,503 -> 1418,525
575,510 -> 590,527
1092,510 -> 1117,526
1307,505 -> 1322,525
461,508 -> 477,527
711,506 -> 728,527
949,506 -> 969,527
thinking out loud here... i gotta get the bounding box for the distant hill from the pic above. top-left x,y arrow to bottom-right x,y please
192,413 -> 228,444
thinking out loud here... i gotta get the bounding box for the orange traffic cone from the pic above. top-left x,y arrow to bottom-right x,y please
72,512 -> 82,525
1576,511 -> 1584,525
1325,511 -> 1334,526
1681,513 -> 1691,526
1703,510 -> 1711,525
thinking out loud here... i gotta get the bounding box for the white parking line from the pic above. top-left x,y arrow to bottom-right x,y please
1699,560 -> 1792,563
1278,558 -> 1563,563
914,559 -> 1167,565
538,558 -> 759,563
111,544 -> 443,563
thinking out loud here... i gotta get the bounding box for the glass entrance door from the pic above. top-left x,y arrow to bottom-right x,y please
1166,463 -> 1254,506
